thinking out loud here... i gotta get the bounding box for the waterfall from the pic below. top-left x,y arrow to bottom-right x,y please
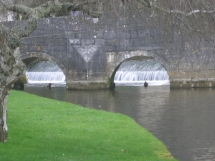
26,61 -> 66,84
114,60 -> 170,86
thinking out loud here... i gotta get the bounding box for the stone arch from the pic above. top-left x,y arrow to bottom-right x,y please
107,50 -> 170,88
21,52 -> 66,74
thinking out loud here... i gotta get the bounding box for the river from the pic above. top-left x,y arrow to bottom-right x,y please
24,85 -> 215,161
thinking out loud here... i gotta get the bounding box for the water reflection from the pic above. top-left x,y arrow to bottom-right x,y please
24,85 -> 215,161
161,89 -> 215,161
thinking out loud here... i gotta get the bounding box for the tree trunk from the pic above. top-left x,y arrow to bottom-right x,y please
0,86 -> 9,142
0,73 -> 25,142
0,44 -> 26,142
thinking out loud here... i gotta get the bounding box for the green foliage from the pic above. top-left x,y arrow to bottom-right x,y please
0,90 -> 178,161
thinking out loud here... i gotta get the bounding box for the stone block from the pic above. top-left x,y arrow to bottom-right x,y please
106,39 -> 117,46
69,39 -> 81,45
206,62 -> 215,70
66,81 -> 109,90
150,29 -> 159,36
53,45 -> 67,51
28,45 -> 41,51
94,30 -> 104,38
153,35 -> 163,44
20,45 -> 28,51
52,38 -> 67,46
130,30 -> 138,38
105,46 -> 116,52
139,37 -> 154,45
131,38 -> 141,47
138,29 -> 151,37
75,32 -> 91,39
81,39 -> 95,45
117,30 -> 131,39
95,39 -> 105,45
21,38 -> 32,45
104,30 -> 117,39
170,80 -> 215,88
33,38 -> 47,45
119,39 -> 130,48
53,29 -> 66,35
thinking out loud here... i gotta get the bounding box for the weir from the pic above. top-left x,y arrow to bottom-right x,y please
114,60 -> 169,86
26,61 -> 66,84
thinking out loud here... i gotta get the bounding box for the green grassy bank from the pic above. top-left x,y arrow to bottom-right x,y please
0,90 -> 177,161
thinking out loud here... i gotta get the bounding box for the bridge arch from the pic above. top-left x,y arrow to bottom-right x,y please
21,52 -> 66,74
107,50 -> 170,88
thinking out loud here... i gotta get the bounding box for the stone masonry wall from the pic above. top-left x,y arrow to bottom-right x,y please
5,11 -> 215,89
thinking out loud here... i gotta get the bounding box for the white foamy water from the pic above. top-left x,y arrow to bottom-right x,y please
26,61 -> 65,84
114,60 -> 169,86
26,72 -> 65,84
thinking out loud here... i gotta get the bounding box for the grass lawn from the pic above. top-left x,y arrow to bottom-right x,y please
0,90 -> 178,161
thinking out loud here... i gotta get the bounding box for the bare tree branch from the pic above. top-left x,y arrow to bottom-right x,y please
152,1 -> 215,17
168,8 -> 215,16
0,2 -> 33,16
136,0 -> 152,8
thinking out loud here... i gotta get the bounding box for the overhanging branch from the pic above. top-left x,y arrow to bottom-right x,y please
0,0 -> 33,16
153,3 -> 215,17
169,9 -> 215,16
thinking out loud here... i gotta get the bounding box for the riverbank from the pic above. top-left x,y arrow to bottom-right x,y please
0,90 -> 177,161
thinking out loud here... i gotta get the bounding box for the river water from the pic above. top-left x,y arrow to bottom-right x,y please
24,85 -> 215,161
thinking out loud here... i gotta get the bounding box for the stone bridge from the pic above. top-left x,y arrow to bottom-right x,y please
7,12 -> 215,89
